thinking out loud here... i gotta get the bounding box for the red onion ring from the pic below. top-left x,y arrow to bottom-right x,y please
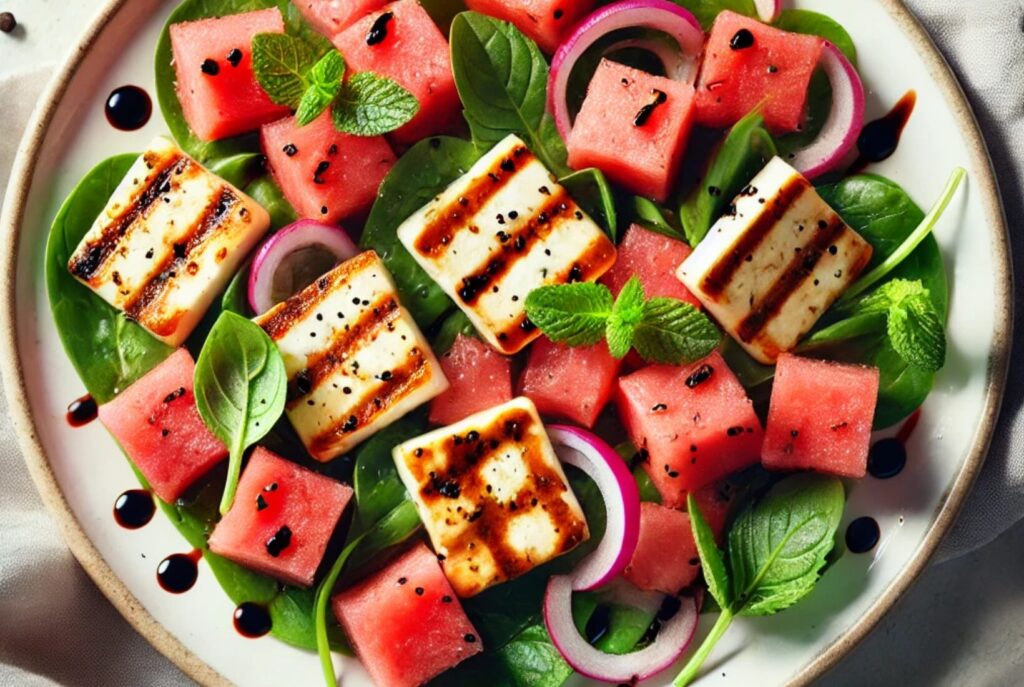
548,425 -> 641,592
548,0 -> 705,141
247,220 -> 358,315
790,41 -> 865,179
755,0 -> 783,23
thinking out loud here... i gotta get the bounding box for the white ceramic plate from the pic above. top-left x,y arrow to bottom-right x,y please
0,1 -> 1012,686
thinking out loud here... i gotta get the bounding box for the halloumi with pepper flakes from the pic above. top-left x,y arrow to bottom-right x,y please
393,397 -> 589,597
396,134 -> 617,355
678,157 -> 874,364
67,136 -> 271,347
255,251 -> 448,462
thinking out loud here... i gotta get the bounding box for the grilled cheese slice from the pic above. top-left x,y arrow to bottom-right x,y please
67,136 -> 270,347
396,135 -> 617,355
393,397 -> 589,597
255,251 -> 448,462
678,157 -> 873,363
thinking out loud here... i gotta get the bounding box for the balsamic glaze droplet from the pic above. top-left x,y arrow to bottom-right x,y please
105,85 -> 152,131
113,489 -> 155,529
868,438 -> 907,479
846,517 -> 880,554
66,394 -> 98,427
856,90 -> 917,165
234,602 -> 273,638
366,11 -> 394,46
157,551 -> 200,593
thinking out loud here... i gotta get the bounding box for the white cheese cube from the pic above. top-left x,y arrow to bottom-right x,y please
255,251 -> 449,462
396,135 -> 617,355
393,397 -> 589,597
678,157 -> 874,363
68,136 -> 271,347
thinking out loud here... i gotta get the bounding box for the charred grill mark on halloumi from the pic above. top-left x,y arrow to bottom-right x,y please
67,137 -> 271,347
397,135 -> 617,355
678,157 -> 874,364
255,251 -> 448,462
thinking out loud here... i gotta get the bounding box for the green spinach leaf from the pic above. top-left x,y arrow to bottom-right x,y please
561,168 -> 618,239
629,196 -> 686,242
432,310 -> 479,355
673,0 -> 757,29
352,413 -> 425,527
209,152 -> 267,189
688,494 -> 731,609
247,174 -> 299,229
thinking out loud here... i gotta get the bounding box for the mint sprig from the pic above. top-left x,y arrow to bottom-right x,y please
295,51 -> 346,126
332,72 -> 420,136
855,279 -> 946,371
524,277 -> 721,365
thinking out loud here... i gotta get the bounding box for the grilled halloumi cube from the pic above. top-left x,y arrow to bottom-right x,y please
68,136 -> 270,347
396,135 -> 617,355
255,251 -> 448,462
678,157 -> 874,364
393,397 -> 589,597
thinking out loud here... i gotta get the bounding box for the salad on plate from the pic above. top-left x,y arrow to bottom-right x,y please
45,0 -> 966,685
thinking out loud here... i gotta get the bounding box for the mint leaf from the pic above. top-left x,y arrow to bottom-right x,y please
853,278 -> 929,316
251,32 -> 319,108
524,283 -> 612,346
295,51 -> 346,126
633,299 -> 721,365
332,72 -> 419,136
606,277 -> 644,359
889,293 -> 946,371
687,494 -> 731,610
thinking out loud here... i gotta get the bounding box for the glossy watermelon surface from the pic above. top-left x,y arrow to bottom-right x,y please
98,348 -> 226,503
261,110 -> 396,224
568,59 -> 696,201
600,223 -> 700,307
624,502 -> 700,595
694,11 -> 824,134
429,335 -> 513,426
295,0 -> 386,36
333,542 -> 483,687
169,8 -> 291,141
464,0 -> 596,54
617,351 -> 763,507
519,338 -> 620,428
208,447 -> 353,588
762,353 -> 879,478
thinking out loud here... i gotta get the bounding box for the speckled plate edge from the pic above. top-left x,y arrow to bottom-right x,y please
0,1 -> 1011,686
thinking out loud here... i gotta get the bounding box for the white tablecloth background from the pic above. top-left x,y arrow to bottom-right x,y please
1,1 -> 1022,685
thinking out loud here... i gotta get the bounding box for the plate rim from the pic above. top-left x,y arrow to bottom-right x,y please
0,1 -> 1012,686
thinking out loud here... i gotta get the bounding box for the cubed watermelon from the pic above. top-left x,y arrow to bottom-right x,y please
333,542 -> 483,687
568,59 -> 696,202
208,447 -> 353,587
600,223 -> 700,307
295,0 -> 386,37
624,502 -> 700,594
617,351 -> 763,507
261,110 -> 396,224
762,354 -> 879,478
333,0 -> 461,144
694,11 -> 824,134
98,348 -> 226,503
519,338 -> 620,428
464,0 -> 596,54
429,335 -> 513,426
169,8 -> 292,142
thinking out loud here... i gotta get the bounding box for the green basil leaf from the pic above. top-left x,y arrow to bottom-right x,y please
450,11 -> 568,174
193,311 -> 287,514
606,277 -> 645,359
889,293 -> 946,372
633,298 -> 722,365
524,283 -> 613,347
560,168 -> 618,239
629,196 -> 686,242
428,621 -> 572,687
295,50 -> 346,126
332,72 -> 420,136
688,493 -> 731,610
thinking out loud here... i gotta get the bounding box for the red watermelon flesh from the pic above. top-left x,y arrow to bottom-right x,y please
169,8 -> 292,142
98,348 -> 226,503
600,223 -> 700,307
333,0 -> 461,144
208,447 -> 353,588
694,11 -> 824,134
333,542 -> 483,687
624,502 -> 700,595
617,351 -> 763,507
568,59 -> 696,202
519,338 -> 621,428
295,0 -> 386,37
762,353 -> 879,478
464,0 -> 596,54
261,110 -> 396,224
429,335 -> 513,426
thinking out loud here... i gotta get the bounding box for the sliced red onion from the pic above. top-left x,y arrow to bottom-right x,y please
548,425 -> 641,592
790,41 -> 865,179
548,0 -> 705,141
755,0 -> 782,22
544,575 -> 699,683
247,220 -> 358,315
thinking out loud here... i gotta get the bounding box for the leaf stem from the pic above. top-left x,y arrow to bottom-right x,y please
315,534 -> 366,687
673,608 -> 735,687
838,167 -> 965,306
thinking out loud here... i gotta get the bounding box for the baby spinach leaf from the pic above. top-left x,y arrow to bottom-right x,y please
450,12 -> 568,174
221,261 -> 253,317
429,622 -> 572,687
431,310 -> 479,355
674,0 -> 757,29
295,50 -> 346,125
45,154 -> 173,404
247,174 -> 299,229
421,0 -> 468,33
352,413 -> 425,527
629,196 -> 686,242
193,311 -> 287,514
773,9 -> 857,64
688,494 -> 731,610
332,72 -> 420,136
561,168 -> 618,239
362,136 -> 481,327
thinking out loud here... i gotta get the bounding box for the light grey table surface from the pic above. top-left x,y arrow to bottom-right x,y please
0,1 -> 1021,686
